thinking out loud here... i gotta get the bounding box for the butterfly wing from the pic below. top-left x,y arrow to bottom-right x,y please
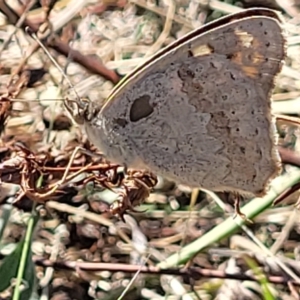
89,9 -> 285,195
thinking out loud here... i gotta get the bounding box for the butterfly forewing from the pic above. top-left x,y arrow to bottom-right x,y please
85,9 -> 286,196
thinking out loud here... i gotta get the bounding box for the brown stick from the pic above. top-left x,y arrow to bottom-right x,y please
0,0 -> 120,84
32,256 -> 300,286
278,146 -> 300,167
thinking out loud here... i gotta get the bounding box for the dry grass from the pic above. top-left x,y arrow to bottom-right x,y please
1,0 -> 300,299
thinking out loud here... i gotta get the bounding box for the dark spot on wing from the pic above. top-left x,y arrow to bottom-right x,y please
177,63 -> 204,109
114,118 -> 128,128
178,65 -> 195,80
226,53 -> 234,60
207,43 -> 215,52
129,95 -> 154,122
187,49 -> 193,57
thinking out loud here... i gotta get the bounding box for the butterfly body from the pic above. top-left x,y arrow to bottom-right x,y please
80,8 -> 286,196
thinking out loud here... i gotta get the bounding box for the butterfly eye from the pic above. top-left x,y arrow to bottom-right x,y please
64,97 -> 90,125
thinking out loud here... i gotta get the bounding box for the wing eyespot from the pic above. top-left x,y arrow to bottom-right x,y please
129,95 -> 154,122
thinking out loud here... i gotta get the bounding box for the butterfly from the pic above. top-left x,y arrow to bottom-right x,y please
65,8 -> 286,197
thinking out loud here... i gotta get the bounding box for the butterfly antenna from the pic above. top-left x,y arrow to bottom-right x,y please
26,27 -> 82,112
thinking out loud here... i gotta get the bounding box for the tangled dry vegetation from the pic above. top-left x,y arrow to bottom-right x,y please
2,0 -> 300,299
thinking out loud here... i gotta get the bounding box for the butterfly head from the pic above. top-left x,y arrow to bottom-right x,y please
64,96 -> 101,125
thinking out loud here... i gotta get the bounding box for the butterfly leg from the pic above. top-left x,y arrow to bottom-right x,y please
233,195 -> 253,223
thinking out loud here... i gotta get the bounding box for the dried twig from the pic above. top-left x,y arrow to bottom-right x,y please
32,257 -> 300,286
0,0 -> 120,83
